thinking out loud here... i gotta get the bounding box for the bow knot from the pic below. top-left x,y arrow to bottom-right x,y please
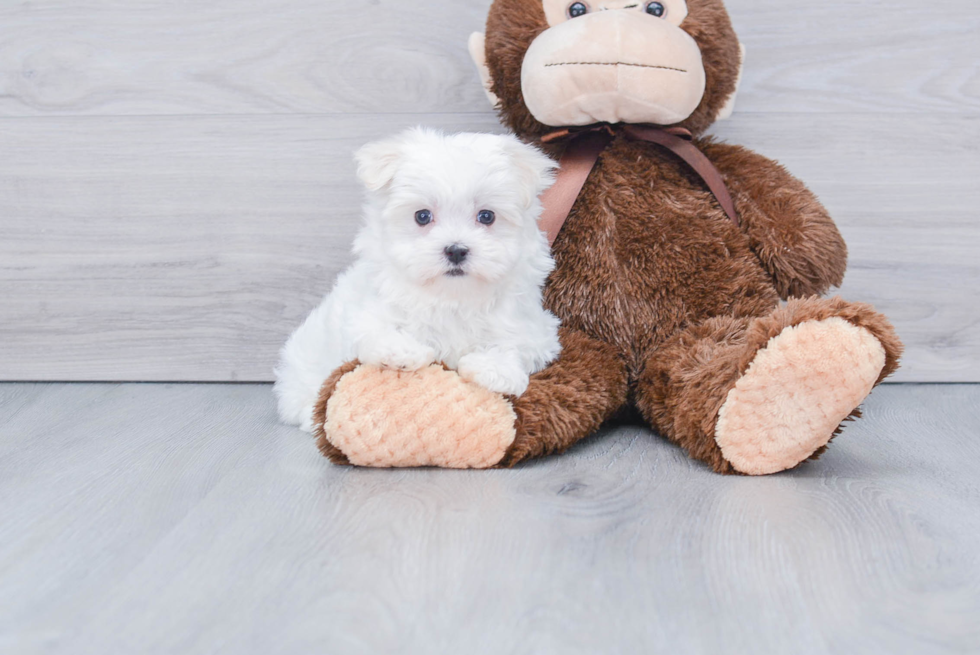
540,123 -> 694,144
536,122 -> 739,246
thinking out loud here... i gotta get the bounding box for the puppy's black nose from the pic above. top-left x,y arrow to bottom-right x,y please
444,244 -> 469,265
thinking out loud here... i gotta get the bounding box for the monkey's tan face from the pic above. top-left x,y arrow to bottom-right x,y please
520,0 -> 706,127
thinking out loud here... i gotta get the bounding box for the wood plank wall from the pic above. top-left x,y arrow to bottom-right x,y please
0,0 -> 977,382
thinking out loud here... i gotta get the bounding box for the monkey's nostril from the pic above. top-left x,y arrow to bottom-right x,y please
444,244 -> 469,265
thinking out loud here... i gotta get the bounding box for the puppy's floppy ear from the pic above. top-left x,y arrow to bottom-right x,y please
502,136 -> 557,208
354,135 -> 404,191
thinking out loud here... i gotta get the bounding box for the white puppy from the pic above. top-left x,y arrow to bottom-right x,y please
274,128 -> 562,432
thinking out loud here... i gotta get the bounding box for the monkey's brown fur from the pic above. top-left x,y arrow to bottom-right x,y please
314,0 -> 902,473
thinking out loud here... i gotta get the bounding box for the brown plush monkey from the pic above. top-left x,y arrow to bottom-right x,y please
313,0 -> 903,475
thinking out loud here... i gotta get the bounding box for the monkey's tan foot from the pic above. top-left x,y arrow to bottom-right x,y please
313,363 -> 516,469
714,317 -> 887,476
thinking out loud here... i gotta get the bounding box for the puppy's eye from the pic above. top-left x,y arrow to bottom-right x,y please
567,2 -> 589,18
477,210 -> 496,226
415,209 -> 433,226
645,1 -> 665,16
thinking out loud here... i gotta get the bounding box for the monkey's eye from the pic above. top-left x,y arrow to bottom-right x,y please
645,1 -> 666,16
567,2 -> 589,18
415,209 -> 433,226
477,210 -> 496,226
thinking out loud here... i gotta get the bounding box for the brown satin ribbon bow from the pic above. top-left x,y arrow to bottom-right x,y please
538,123 -> 740,246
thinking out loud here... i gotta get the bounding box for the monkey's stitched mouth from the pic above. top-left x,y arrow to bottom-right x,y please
546,62 -> 687,73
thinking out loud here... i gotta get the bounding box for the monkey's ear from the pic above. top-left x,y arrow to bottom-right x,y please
468,32 -> 501,109
715,42 -> 746,122
354,136 -> 404,191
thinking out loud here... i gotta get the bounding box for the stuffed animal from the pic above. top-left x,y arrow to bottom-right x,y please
312,0 -> 903,475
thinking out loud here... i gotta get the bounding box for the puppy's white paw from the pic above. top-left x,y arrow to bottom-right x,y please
359,335 -> 436,372
457,352 -> 530,396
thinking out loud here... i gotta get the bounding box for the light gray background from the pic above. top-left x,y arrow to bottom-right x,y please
2,383 -> 979,654
1,0 -> 977,382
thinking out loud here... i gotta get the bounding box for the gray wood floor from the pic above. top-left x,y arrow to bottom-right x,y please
1,0 -> 978,383
1,382 -> 978,654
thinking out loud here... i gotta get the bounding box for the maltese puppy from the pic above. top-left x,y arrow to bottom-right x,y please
275,128 -> 562,432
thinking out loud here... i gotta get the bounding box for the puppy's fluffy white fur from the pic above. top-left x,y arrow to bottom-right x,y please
275,128 -> 562,432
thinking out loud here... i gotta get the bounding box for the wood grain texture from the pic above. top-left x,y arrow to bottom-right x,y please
0,0 -> 493,117
1,113 -> 976,382
0,0 -> 976,117
0,113 -> 499,381
0,382 -> 978,654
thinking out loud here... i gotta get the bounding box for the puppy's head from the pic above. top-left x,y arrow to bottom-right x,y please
354,128 -> 556,298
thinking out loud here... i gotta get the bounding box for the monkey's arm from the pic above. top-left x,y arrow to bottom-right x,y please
699,139 -> 848,299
